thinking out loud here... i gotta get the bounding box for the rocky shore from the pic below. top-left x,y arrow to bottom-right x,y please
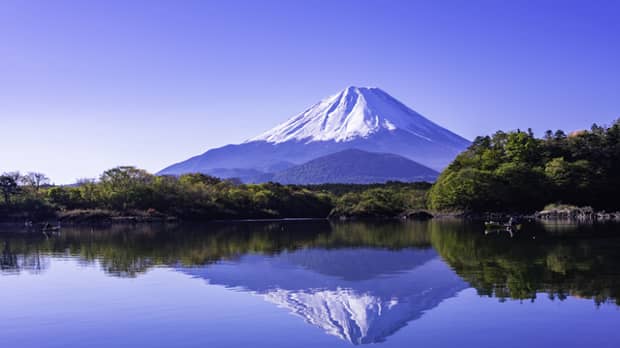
535,205 -> 620,222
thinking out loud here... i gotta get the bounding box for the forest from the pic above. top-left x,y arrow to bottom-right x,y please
428,120 -> 620,213
1,120 -> 618,221
0,168 -> 429,222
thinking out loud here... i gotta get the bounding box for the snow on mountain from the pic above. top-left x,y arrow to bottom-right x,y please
249,86 -> 461,145
263,288 -> 396,344
178,248 -> 468,344
158,86 -> 470,178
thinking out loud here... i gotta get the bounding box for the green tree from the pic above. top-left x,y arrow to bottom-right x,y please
431,122 -> 619,212
99,166 -> 154,211
428,168 -> 500,212
0,172 -> 20,205
20,172 -> 50,192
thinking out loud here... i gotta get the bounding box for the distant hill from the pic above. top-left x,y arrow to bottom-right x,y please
206,168 -> 271,183
158,86 -> 470,177
271,149 -> 438,184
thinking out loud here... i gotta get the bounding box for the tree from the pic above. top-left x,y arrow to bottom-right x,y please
21,172 -> 50,192
428,168 -> 501,212
0,173 -> 20,205
430,123 -> 620,212
545,157 -> 571,188
100,166 -> 153,189
494,162 -> 548,211
47,187 -> 74,209
99,166 -> 154,211
75,178 -> 101,208
504,131 -> 541,164
178,173 -> 221,186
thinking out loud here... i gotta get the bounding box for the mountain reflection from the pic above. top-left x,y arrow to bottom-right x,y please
1,220 -> 620,343
179,248 -> 466,344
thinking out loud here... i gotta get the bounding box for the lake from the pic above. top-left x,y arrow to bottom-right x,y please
1,220 -> 619,347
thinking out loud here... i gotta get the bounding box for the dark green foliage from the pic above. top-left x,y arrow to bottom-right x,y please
429,221 -> 620,305
1,166 -> 433,220
329,185 -> 429,218
0,171 -> 56,220
303,182 -> 432,196
428,120 -> 620,212
0,173 -> 20,205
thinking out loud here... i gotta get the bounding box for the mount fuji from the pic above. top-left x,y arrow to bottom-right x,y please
158,86 -> 470,183
178,247 -> 467,344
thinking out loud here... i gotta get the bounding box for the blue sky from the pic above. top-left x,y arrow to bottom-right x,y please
1,0 -> 619,183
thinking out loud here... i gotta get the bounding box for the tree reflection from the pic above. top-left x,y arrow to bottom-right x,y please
1,239 -> 48,274
429,221 -> 620,306
0,220 -> 619,306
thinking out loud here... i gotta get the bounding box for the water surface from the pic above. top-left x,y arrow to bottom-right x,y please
1,221 -> 619,347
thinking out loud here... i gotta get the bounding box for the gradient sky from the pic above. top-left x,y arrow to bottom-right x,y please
1,0 -> 619,183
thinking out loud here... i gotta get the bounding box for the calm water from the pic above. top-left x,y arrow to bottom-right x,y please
1,220 -> 619,347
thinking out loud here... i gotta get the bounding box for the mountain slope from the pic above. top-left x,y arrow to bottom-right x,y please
178,247 -> 467,344
249,86 -> 466,147
158,86 -> 470,177
272,149 -> 438,184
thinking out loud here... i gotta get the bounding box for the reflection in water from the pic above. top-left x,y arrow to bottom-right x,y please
1,220 -> 619,344
430,222 -> 620,306
180,248 -> 466,344
1,240 -> 49,274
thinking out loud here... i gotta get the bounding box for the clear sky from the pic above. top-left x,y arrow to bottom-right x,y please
1,0 -> 619,184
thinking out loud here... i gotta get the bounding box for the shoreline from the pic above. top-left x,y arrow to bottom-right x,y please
2,205 -> 619,227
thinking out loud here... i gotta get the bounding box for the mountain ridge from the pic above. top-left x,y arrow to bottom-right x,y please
271,149 -> 438,184
158,86 -> 470,180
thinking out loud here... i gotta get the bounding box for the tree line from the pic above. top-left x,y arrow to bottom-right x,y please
428,120 -> 620,213
3,221 -> 618,305
2,119 -> 618,220
0,167 -> 429,221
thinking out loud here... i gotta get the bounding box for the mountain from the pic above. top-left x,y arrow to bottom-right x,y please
271,149 -> 438,184
248,86 -> 464,147
158,86 -> 470,179
178,247 -> 467,344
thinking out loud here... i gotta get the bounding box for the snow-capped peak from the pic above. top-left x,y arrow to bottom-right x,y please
248,86 -> 448,144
